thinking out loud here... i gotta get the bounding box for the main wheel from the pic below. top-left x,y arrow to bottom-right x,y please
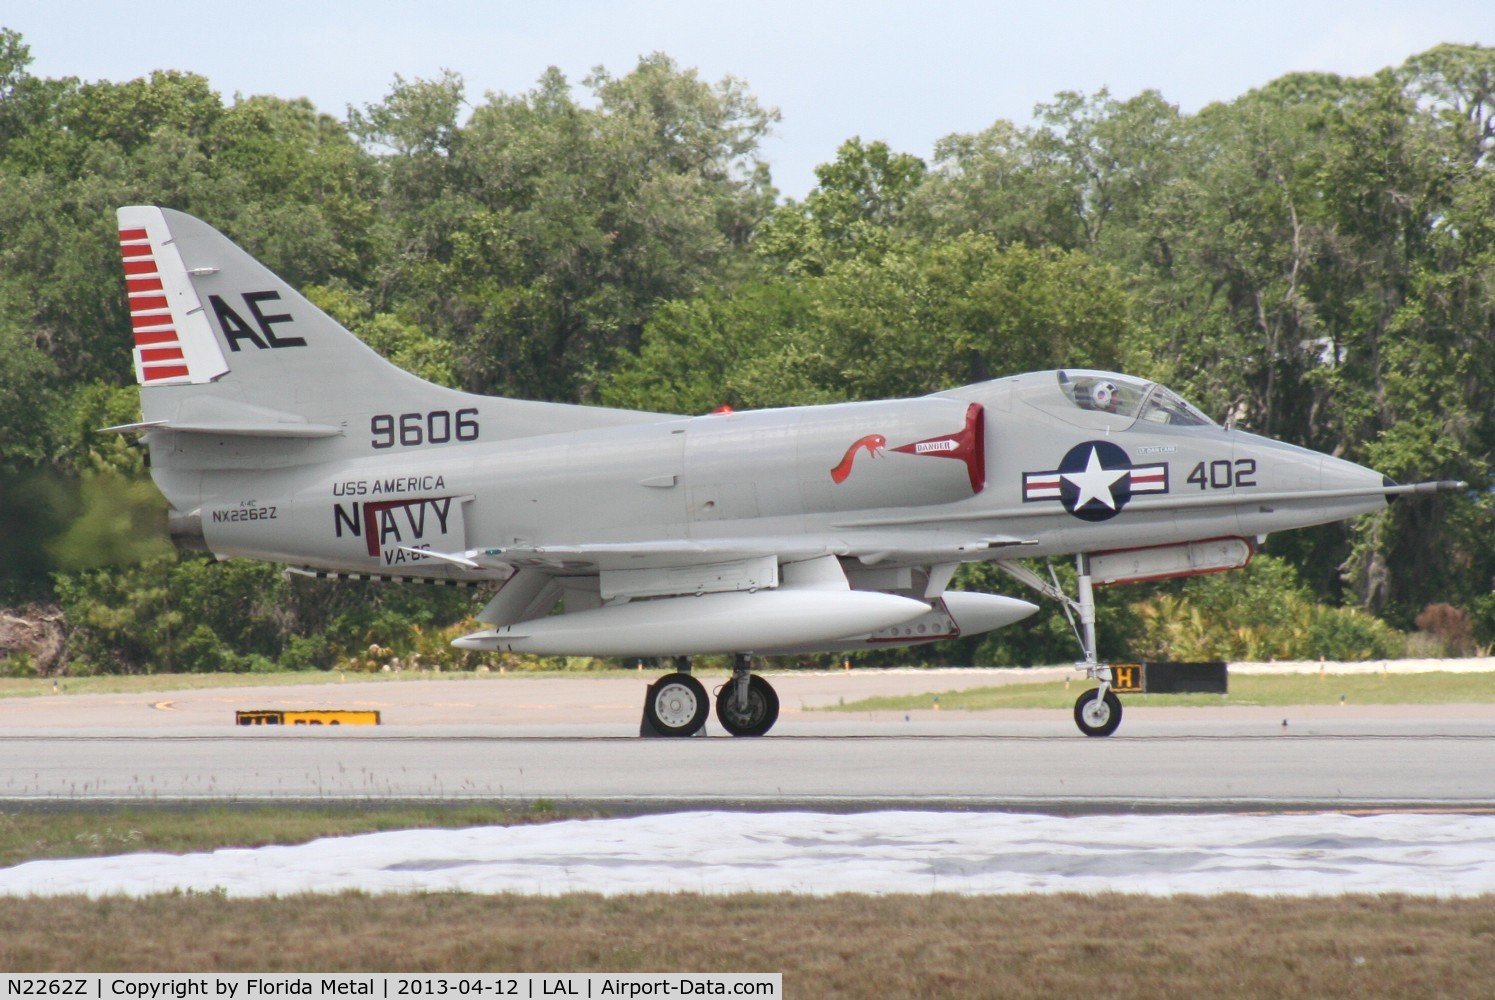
1073,687 -> 1123,737
715,674 -> 780,737
644,672 -> 709,736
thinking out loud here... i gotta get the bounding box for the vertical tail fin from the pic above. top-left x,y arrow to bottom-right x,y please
115,206 -> 667,452
118,206 -> 460,421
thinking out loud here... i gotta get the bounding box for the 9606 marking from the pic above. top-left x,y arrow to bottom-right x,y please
371,409 -> 478,449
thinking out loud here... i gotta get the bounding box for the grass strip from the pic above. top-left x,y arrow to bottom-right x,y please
0,671 -> 656,698
0,803 -> 580,868
820,671 -> 1495,712
0,891 -> 1493,998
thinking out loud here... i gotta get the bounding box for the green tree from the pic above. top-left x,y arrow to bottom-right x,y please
755,138 -> 927,275
605,233 -> 1132,411
354,56 -> 778,402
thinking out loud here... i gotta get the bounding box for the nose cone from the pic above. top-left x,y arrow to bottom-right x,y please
1234,431 -> 1393,535
1320,453 -> 1393,495
1238,431 -> 1381,496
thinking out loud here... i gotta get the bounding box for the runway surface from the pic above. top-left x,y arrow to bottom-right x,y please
2,669 -> 1493,809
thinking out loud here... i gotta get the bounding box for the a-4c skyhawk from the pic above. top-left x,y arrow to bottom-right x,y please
108,207 -> 1462,737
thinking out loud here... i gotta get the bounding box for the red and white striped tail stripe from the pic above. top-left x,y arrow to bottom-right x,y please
118,226 -> 190,382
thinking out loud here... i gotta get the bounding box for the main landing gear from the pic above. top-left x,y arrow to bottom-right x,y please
642,664 -> 709,737
998,553 -> 1123,737
640,654 -> 781,737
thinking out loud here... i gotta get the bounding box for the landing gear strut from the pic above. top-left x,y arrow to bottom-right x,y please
998,553 -> 1123,737
715,654 -> 780,737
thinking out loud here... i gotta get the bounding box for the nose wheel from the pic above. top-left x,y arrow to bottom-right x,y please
1074,685 -> 1122,737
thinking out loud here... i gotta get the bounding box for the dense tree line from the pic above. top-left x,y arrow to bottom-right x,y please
0,26 -> 1490,672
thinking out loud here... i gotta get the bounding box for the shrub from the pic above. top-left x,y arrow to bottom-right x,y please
1413,603 -> 1477,657
1131,554 -> 1406,662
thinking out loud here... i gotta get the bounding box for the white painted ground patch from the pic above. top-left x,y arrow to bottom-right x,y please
3,812 -> 1493,898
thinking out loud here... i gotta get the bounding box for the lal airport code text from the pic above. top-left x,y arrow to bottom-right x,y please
1,976 -> 780,1000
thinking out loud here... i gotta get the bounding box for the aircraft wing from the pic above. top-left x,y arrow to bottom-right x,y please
418,532 -> 1035,575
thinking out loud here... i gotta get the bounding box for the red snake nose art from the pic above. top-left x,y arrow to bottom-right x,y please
830,434 -> 888,483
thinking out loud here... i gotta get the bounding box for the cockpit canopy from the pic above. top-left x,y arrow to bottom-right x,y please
1017,370 -> 1216,430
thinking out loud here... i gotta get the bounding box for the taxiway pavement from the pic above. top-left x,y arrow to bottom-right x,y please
1,669 -> 1492,810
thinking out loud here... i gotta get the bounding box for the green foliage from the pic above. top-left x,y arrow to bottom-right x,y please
755,138 -> 927,275
353,56 -> 778,402
52,553 -> 476,675
303,284 -> 459,387
0,651 -> 38,678
44,470 -> 172,571
55,555 -> 277,674
0,470 -> 73,602
0,297 -> 59,467
1132,555 -> 1406,662
601,281 -> 818,413
604,234 -> 1131,411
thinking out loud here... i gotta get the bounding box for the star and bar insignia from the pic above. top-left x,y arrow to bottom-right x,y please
1023,440 -> 1168,522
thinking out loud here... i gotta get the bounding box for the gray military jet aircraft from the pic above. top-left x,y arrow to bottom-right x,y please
109,206 -> 1461,737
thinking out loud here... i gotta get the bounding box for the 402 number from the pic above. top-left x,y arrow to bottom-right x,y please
371,409 -> 479,449
1185,458 -> 1257,490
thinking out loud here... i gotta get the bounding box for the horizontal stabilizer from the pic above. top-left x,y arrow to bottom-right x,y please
102,418 -> 342,438
104,397 -> 344,438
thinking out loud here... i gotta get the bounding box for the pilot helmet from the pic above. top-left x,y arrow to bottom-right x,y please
1092,380 -> 1117,411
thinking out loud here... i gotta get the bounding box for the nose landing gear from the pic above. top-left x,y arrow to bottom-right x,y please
998,553 -> 1124,737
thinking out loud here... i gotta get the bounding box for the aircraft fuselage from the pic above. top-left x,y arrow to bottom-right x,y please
173,372 -> 1394,583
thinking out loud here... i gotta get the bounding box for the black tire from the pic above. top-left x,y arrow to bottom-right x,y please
644,672 -> 709,736
1074,687 -> 1123,737
715,674 -> 780,737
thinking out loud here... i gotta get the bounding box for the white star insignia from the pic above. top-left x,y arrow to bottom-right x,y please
1061,446 -> 1128,510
